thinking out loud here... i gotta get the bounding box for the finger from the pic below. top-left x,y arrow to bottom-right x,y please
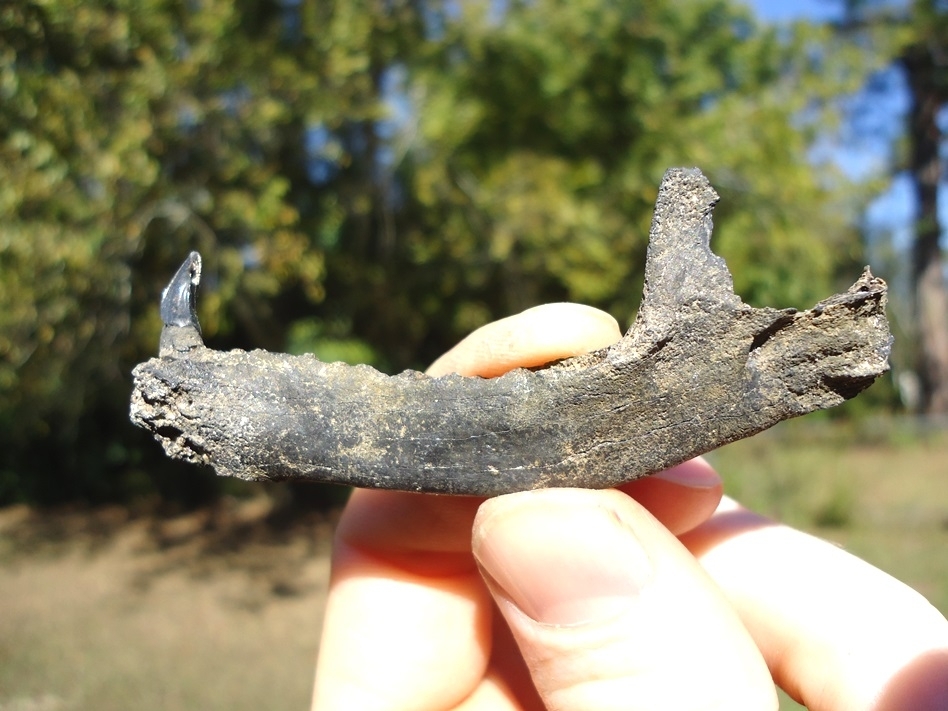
311,469 -> 723,710
312,490 -> 491,711
426,303 -> 621,378
618,457 -> 723,536
682,497 -> 948,710
455,459 -> 723,709
473,488 -> 778,711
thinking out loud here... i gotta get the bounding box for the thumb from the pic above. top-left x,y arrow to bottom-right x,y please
473,489 -> 777,711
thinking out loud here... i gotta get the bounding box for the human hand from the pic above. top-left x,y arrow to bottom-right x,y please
312,304 -> 948,710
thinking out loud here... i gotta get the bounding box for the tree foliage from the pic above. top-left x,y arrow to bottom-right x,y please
836,0 -> 948,413
401,1 -> 872,324
0,0 -> 880,504
0,0 -> 404,501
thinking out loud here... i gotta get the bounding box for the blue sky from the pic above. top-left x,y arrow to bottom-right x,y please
744,0 -> 936,259
747,0 -> 843,23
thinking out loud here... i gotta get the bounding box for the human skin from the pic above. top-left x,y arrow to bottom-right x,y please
312,303 -> 948,711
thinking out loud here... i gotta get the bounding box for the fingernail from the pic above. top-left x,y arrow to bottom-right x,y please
653,458 -> 721,489
474,493 -> 653,626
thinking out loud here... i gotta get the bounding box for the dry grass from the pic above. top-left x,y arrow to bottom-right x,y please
0,497 -> 335,711
708,418 -> 948,613
1,419 -> 946,711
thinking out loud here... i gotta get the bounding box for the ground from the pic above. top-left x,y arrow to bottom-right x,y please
0,497 -> 335,711
1,418 -> 947,711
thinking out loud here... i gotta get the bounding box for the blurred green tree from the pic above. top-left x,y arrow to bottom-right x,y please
0,0 -> 415,502
347,0 -> 879,368
0,0 -> 880,504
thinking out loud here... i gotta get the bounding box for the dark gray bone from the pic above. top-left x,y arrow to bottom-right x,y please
129,168 -> 892,496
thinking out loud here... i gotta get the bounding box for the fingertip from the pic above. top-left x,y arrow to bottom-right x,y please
685,501 -> 948,711
619,458 -> 723,535
651,456 -> 721,489
473,488 -> 776,711
427,303 -> 621,378
474,489 -> 653,626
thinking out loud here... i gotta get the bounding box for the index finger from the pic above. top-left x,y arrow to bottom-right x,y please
683,497 -> 948,710
426,303 -> 621,377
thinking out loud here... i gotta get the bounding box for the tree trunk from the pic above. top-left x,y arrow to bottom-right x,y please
904,45 -> 948,413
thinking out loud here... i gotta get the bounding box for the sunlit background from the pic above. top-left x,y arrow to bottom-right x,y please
1,1 -> 946,709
